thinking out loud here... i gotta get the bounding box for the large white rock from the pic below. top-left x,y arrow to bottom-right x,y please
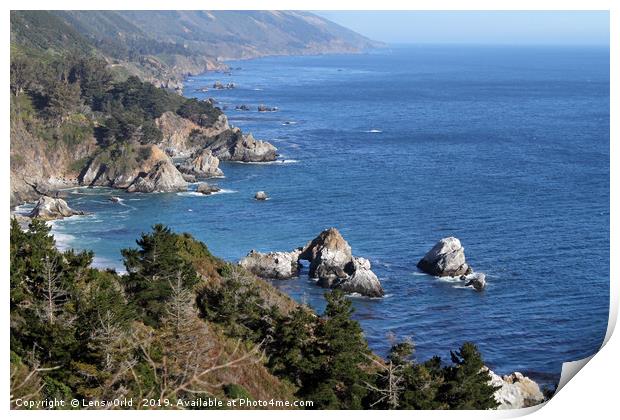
28,196 -> 84,220
239,249 -> 302,279
417,237 -> 470,277
299,228 -> 384,297
338,257 -> 384,298
178,148 -> 224,178
485,368 -> 545,409
300,228 -> 353,279
126,160 -> 187,193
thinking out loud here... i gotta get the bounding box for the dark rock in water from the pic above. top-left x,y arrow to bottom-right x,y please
213,81 -> 235,90
417,237 -> 471,277
257,104 -> 278,112
196,183 -> 221,195
239,249 -> 302,279
235,104 -> 251,111
108,196 -> 121,203
254,191 -> 268,200
462,272 -> 486,291
28,196 -> 84,220
203,128 -> 278,162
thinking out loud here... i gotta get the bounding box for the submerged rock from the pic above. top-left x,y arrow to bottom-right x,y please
485,368 -> 545,409
461,272 -> 486,291
213,81 -> 235,89
196,183 -> 221,195
126,160 -> 188,193
28,196 -> 84,220
417,237 -> 471,277
177,149 -> 224,178
239,249 -> 302,279
108,196 -> 121,203
254,191 -> 268,200
258,104 -> 278,112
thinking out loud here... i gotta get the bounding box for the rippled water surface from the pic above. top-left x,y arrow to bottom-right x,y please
39,46 -> 609,386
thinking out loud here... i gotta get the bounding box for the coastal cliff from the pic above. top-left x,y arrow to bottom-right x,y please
11,11 -> 382,92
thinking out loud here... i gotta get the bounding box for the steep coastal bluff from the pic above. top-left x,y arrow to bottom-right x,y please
10,10 -> 381,206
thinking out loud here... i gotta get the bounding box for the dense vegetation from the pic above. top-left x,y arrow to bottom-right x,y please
10,219 -> 499,409
10,47 -> 221,150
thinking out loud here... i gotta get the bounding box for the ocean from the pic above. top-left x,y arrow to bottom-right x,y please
37,45 -> 609,387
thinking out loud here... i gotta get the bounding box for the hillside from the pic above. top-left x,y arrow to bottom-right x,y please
11,10 -> 383,89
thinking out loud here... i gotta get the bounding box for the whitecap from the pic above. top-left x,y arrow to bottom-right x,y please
212,189 -> 237,195
176,191 -> 206,197
233,159 -> 298,165
365,129 -> 382,133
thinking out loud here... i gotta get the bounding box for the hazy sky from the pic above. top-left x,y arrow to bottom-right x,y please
315,11 -> 609,45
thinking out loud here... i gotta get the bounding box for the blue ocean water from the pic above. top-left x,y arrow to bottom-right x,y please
42,45 -> 609,386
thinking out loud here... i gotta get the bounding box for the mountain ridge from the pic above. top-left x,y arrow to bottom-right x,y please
11,10 -> 384,90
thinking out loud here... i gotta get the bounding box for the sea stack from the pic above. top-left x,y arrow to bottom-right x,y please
28,196 -> 84,220
417,237 -> 471,277
299,228 -> 384,297
255,191 -> 268,200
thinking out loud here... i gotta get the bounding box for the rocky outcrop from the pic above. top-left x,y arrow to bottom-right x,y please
239,249 -> 302,279
258,104 -> 278,112
196,183 -> 221,195
126,160 -> 188,193
417,237 -> 471,277
80,144 -> 187,193
213,81 -> 235,89
177,149 -> 224,178
28,196 -> 84,220
235,104 -> 251,111
299,228 -> 384,297
300,228 -> 353,280
10,116 -> 98,207
155,111 -> 230,158
255,191 -> 268,200
203,128 -> 278,162
485,368 -> 545,409
338,257 -> 384,297
238,228 -> 384,297
461,272 -> 486,291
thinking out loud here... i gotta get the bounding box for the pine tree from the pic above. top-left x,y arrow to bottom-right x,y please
121,224 -> 199,327
303,290 -> 371,409
437,342 -> 500,409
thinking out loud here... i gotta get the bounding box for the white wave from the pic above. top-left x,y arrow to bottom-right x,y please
177,191 -> 206,197
177,189 -> 237,197
252,88 -> 264,91
233,159 -> 298,165
282,121 -> 297,125
213,189 -> 237,195
365,129 -> 383,133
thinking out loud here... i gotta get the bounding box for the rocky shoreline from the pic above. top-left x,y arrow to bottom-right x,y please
9,71 -> 543,408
